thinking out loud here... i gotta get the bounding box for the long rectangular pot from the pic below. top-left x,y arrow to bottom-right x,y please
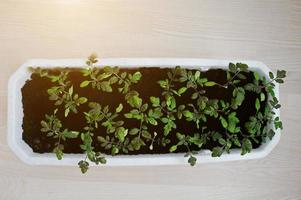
7,58 -> 280,166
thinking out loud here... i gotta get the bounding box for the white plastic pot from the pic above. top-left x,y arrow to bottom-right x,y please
7,58 -> 280,166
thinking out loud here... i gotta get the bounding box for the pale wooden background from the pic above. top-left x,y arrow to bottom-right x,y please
0,0 -> 300,199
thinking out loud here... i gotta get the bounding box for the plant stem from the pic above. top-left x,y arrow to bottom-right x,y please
221,70 -> 241,88
137,118 -> 144,141
113,72 -> 130,85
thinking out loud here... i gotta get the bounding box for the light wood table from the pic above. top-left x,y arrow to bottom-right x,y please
1,0 -> 300,199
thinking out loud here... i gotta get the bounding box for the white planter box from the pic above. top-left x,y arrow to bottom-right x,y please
7,58 -> 280,166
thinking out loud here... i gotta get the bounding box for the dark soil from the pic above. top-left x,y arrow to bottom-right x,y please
22,67 -> 266,155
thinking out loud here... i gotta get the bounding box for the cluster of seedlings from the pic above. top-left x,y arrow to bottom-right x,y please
29,54 -> 286,173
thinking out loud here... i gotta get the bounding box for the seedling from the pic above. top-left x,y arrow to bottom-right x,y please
40,109 -> 79,160
26,54 -> 287,173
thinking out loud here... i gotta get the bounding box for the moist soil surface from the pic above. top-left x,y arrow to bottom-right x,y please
22,67 -> 266,155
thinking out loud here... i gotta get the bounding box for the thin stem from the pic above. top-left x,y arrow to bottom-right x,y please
113,72 -> 130,85
259,77 -> 277,89
228,70 -> 241,84
220,70 -> 241,88
137,118 -> 144,141
159,105 -> 168,114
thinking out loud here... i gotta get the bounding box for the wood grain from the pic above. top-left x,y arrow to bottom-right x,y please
0,0 -> 301,199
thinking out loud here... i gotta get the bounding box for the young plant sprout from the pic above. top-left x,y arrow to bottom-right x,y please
26,54 -> 286,173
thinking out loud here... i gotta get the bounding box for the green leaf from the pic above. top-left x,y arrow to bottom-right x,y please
129,128 -> 139,135
41,120 -> 48,129
220,116 -> 228,129
232,87 -> 245,109
198,78 -> 208,84
218,138 -> 226,145
63,130 -> 79,138
176,132 -> 185,141
276,70 -> 286,79
204,81 -> 216,86
54,147 -> 63,160
78,160 -> 89,174
268,129 -> 275,140
260,93 -> 265,102
97,136 -> 107,143
255,98 -> 260,111
80,80 -> 90,88
109,76 -> 118,84
237,73 -> 246,80
254,72 -> 260,80
142,130 -> 151,139
148,117 -> 158,125
141,103 -> 148,112
195,71 -> 201,80
166,96 -> 176,110
183,110 -> 193,119
269,72 -> 274,79
178,87 -> 187,95
188,155 -> 197,166
191,92 -> 199,99
212,131 -> 222,141
241,138 -> 252,155
100,81 -> 113,92
169,145 -> 177,152
111,146 -> 119,155
117,128 -> 127,142
227,112 -> 239,133
150,96 -> 160,106
132,72 -> 142,81
236,63 -> 248,72
128,95 -> 142,108
229,63 -> 236,72
212,147 -> 223,157
124,113 -> 133,118
78,97 -> 88,104
68,86 -> 73,96
233,138 -> 241,147
65,108 -> 70,117
115,103 -> 123,113
158,80 -> 167,88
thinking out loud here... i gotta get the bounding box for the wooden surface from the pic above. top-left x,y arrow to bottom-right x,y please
0,0 -> 301,199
